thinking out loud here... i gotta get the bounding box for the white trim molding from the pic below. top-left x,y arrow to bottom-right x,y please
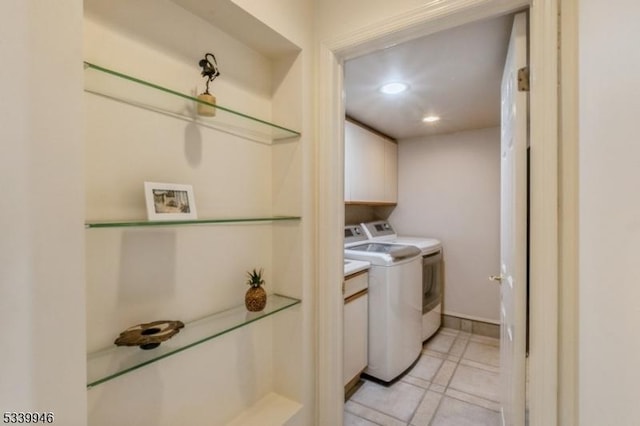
315,43 -> 347,426
528,1 -> 560,425
558,0 -> 579,424
443,310 -> 502,325
315,0 -> 562,425
325,0 -> 530,60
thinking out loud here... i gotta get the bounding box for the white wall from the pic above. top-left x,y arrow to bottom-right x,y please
207,5 -> 317,421
232,0 -> 313,48
316,0 -> 429,40
579,0 -> 640,424
390,127 -> 501,323
0,1 -> 86,424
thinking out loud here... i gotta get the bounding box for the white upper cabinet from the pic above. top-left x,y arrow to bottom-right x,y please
345,120 -> 397,204
384,138 -> 398,203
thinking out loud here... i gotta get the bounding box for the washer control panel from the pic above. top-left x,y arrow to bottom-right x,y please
344,224 -> 368,245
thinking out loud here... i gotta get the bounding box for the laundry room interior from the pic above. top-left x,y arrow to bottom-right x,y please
342,12 -> 517,334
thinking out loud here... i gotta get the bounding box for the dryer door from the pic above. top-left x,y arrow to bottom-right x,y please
422,250 -> 443,313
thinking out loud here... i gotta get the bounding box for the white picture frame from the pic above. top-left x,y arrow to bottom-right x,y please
144,182 -> 197,221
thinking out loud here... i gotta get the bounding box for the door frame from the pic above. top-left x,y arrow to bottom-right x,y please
316,0 -> 560,425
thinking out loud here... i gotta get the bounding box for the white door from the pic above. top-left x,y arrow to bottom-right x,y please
498,11 -> 528,426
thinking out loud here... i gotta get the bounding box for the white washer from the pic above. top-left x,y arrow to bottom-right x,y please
361,220 -> 443,341
344,224 -> 423,382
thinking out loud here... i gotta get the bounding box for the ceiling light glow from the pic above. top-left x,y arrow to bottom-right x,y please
380,82 -> 408,95
422,115 -> 440,123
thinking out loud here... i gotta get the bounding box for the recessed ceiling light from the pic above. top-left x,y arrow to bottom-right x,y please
422,115 -> 440,123
379,82 -> 408,95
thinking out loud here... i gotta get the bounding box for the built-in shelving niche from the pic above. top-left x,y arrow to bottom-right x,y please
84,1 -> 308,423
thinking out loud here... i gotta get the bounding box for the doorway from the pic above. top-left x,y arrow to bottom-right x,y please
343,13 -> 511,330
341,11 -> 522,425
316,1 -> 559,425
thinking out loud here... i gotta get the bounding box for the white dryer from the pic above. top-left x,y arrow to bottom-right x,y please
344,224 -> 423,382
361,220 -> 443,341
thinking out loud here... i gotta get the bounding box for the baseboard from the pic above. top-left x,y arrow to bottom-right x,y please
442,314 -> 500,338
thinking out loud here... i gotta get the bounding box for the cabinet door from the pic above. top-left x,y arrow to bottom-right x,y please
344,122 -> 355,202
344,291 -> 368,385
345,121 -> 386,202
367,134 -> 386,201
384,140 -> 398,203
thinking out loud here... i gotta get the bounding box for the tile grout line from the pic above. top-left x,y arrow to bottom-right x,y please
405,378 -> 429,426
346,402 -> 386,425
348,397 -> 415,425
446,335 -> 504,418
345,409 -> 384,426
407,332 -> 459,424
444,389 -> 501,413
409,334 -> 469,426
406,337 -> 452,426
426,334 -> 471,426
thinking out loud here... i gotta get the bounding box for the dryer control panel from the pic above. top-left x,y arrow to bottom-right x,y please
362,220 -> 396,239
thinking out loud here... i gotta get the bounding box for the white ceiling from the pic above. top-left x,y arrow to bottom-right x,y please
344,14 -> 515,140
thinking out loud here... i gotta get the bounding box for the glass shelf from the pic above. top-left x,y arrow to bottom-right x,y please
87,294 -> 301,388
85,215 -> 301,229
83,62 -> 301,143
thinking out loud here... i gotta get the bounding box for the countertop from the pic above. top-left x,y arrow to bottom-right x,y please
344,259 -> 370,277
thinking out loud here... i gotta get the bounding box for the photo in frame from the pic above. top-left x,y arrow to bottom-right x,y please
144,182 -> 197,221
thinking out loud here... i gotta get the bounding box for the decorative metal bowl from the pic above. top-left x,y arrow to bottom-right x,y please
114,320 -> 185,350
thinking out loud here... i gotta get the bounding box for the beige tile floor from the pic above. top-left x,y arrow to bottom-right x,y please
345,327 -> 501,426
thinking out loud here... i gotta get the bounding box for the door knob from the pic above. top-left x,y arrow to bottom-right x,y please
489,275 -> 504,284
